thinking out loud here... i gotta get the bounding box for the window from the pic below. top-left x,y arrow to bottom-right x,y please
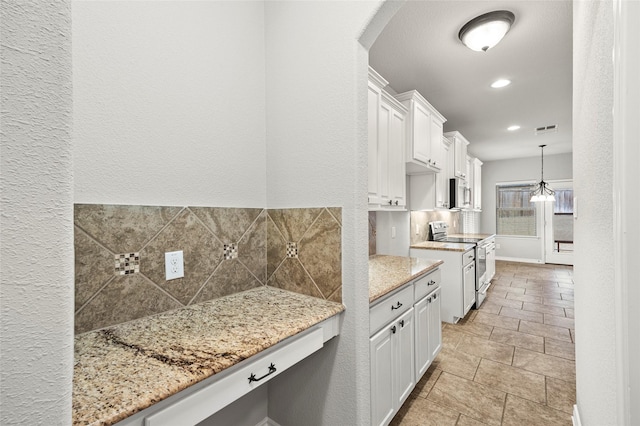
496,183 -> 537,236
554,189 -> 574,214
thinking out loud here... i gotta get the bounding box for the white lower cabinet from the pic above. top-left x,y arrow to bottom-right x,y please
370,268 -> 442,426
414,287 -> 442,381
370,308 -> 415,426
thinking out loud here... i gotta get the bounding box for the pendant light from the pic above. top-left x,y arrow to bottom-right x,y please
530,144 -> 556,202
458,10 -> 515,52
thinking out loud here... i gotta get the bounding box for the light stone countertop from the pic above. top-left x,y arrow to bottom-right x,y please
73,286 -> 344,426
369,255 -> 443,303
410,240 -> 476,252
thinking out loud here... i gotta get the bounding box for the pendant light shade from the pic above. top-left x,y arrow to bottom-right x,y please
459,10 -> 515,52
530,144 -> 555,202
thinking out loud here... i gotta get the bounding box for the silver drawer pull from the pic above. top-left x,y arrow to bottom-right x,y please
428,280 -> 436,286
248,363 -> 277,383
391,301 -> 403,310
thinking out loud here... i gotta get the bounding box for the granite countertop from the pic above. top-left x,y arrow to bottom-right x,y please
369,255 -> 443,303
410,241 -> 476,252
73,286 -> 344,426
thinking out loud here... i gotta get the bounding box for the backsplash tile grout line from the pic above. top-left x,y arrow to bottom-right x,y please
137,207 -> 188,253
75,275 -> 116,315
186,258 -> 227,306
296,257 -> 326,300
74,224 -> 116,256
185,206 -> 226,248
137,272 -> 185,307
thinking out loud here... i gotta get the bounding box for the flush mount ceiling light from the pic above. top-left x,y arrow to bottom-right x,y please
491,79 -> 511,88
530,144 -> 556,202
507,125 -> 520,131
459,10 -> 515,52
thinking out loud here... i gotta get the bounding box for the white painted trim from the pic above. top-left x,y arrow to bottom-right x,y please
613,0 -> 640,424
572,404 -> 582,426
495,256 -> 542,264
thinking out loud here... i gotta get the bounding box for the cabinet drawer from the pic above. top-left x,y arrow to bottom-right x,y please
414,269 -> 441,301
370,285 -> 414,335
143,327 -> 324,426
462,248 -> 475,267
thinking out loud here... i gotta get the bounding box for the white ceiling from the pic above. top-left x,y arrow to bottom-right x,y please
369,1 -> 573,162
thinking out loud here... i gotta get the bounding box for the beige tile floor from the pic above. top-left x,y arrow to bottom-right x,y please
391,261 -> 575,426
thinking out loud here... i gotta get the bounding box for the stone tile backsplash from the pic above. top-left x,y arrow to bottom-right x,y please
74,204 -> 341,334
410,210 -> 461,245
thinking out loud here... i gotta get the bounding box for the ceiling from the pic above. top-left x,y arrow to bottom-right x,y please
369,1 -> 573,162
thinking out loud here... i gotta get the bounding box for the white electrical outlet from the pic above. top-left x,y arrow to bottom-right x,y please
165,250 -> 184,280
416,224 -> 420,235
391,226 -> 396,238
496,243 -> 501,249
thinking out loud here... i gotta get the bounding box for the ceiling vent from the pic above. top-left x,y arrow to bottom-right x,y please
535,124 -> 558,135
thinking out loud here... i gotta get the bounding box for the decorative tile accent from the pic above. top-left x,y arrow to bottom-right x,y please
115,252 -> 140,275
286,242 -> 298,258
223,243 -> 238,260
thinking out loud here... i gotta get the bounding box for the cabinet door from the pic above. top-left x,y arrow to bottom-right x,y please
413,103 -> 431,165
368,82 -> 381,205
394,308 -> 415,409
428,289 -> 442,361
463,262 -> 476,315
429,118 -> 444,171
473,159 -> 482,210
370,327 -> 394,426
435,137 -> 451,208
377,101 -> 391,206
454,137 -> 468,181
388,107 -> 406,207
414,297 -> 431,381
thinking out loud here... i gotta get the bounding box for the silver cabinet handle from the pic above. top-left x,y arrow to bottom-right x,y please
391,325 -> 396,334
400,320 -> 405,328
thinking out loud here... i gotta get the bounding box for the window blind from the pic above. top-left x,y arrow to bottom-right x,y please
496,183 -> 537,236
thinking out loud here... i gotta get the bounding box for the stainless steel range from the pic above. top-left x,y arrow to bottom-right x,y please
428,221 -> 493,309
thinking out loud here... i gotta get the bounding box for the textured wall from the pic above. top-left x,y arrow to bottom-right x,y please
72,1 -> 267,207
573,1 -> 616,424
264,1 -> 395,425
0,1 -> 74,424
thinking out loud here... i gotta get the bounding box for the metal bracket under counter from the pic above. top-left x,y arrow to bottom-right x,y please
116,315 -> 341,426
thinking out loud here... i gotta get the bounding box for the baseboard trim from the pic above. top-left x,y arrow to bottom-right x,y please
495,256 -> 543,264
572,404 -> 582,426
256,417 -> 282,426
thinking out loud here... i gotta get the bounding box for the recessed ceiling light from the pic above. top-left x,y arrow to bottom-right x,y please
507,125 -> 520,131
491,79 -> 511,88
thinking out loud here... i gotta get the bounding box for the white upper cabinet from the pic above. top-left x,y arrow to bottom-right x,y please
368,68 -> 407,211
395,91 -> 446,175
445,131 -> 470,182
470,157 -> 483,210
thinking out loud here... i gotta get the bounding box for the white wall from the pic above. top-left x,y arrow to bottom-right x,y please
481,153 -> 572,262
573,1 -> 617,424
0,2 -> 74,424
73,1 -> 267,207
263,1 -> 393,424
375,211 -> 411,257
